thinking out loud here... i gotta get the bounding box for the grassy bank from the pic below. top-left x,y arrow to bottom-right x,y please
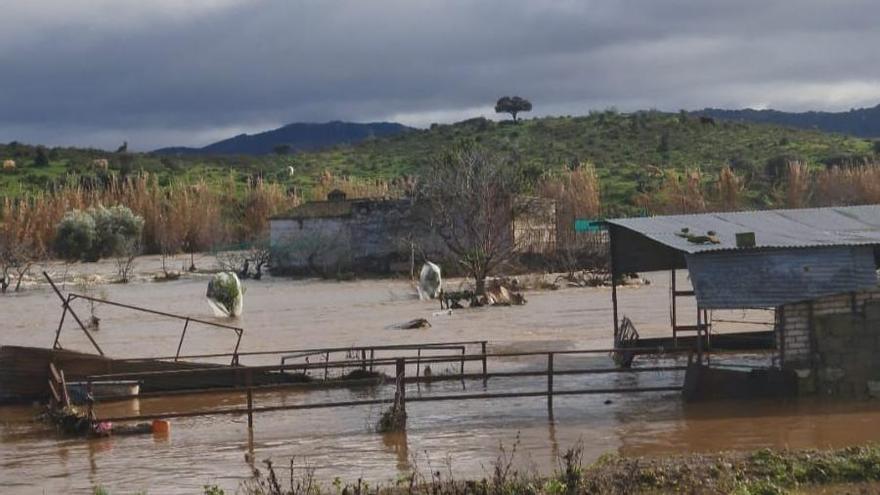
197,444 -> 880,495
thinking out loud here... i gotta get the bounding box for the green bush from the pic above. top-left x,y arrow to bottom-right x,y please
54,206 -> 143,261
91,205 -> 144,259
54,210 -> 98,261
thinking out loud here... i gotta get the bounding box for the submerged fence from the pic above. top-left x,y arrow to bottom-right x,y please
91,345 -> 687,428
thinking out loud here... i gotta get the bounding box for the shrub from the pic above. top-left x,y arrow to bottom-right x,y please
91,205 -> 144,259
53,206 -> 144,262
54,210 -> 98,261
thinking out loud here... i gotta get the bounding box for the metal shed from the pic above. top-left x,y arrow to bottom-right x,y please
604,205 -> 880,347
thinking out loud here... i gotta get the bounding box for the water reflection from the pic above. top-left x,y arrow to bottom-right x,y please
380,430 -> 410,472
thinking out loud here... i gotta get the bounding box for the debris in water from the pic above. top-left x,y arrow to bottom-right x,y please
206,272 -> 244,317
417,261 -> 442,300
396,318 -> 431,330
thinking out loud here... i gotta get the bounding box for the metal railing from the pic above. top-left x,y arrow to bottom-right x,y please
45,272 -> 244,365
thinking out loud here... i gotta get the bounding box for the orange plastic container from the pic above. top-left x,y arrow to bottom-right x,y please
151,420 -> 171,435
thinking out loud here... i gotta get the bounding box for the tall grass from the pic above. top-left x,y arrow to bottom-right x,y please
539,163 -> 602,250
0,174 -> 301,261
784,161 -> 812,208
814,163 -> 880,206
714,165 -> 743,211
636,168 -> 707,214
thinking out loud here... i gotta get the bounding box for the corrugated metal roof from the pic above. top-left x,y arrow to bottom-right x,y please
606,205 -> 880,253
687,246 -> 878,309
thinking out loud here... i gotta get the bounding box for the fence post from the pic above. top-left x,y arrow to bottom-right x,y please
547,353 -> 554,411
361,349 -> 367,370
395,358 -> 406,413
481,341 -> 488,383
459,347 -> 465,379
246,369 -> 254,430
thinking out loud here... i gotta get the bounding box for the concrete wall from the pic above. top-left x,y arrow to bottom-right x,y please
779,288 -> 880,397
270,199 -> 446,274
271,197 -> 559,275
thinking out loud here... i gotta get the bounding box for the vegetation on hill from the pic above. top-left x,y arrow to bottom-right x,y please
699,103 -> 880,139
1,111 -> 875,210
3,111 -> 880,278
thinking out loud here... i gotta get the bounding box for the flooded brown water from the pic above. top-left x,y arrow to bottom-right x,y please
1,258 -> 878,494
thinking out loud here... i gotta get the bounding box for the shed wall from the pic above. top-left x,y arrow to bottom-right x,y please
780,288 -> 880,397
686,246 -> 878,309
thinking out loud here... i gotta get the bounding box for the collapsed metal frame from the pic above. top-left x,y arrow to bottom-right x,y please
44,272 -> 244,365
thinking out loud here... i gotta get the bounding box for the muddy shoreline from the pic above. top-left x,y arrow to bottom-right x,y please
222,443 -> 880,495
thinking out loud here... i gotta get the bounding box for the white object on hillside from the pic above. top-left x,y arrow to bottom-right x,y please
418,261 -> 442,300
206,272 -> 244,317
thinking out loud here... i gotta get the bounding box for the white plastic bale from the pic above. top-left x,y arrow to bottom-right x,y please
418,261 -> 442,300
206,272 -> 244,317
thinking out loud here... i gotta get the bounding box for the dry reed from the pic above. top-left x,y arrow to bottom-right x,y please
0,174 -> 301,261
785,161 -> 812,209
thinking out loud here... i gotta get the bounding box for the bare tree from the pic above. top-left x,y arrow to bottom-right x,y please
417,147 -> 530,294
0,226 -> 42,293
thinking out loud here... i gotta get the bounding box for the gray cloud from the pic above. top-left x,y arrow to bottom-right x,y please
2,0 -> 879,150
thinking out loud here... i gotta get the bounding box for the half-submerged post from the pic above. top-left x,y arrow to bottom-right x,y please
395,358 -> 406,410
246,369 -> 254,430
481,341 -> 488,383
547,353 -> 554,411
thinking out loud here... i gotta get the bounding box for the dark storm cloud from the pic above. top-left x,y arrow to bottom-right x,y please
2,0 -> 879,150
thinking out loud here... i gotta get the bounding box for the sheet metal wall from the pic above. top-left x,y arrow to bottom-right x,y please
686,246 -> 879,309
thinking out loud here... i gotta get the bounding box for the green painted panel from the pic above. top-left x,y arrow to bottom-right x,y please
574,219 -> 603,232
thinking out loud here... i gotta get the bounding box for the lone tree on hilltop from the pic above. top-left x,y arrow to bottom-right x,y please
495,96 -> 532,123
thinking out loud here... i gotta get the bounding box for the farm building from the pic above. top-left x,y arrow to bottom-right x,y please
269,191 -> 557,275
604,205 -> 880,398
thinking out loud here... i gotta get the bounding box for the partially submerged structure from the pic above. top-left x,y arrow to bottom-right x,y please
269,191 -> 557,275
605,205 -> 880,397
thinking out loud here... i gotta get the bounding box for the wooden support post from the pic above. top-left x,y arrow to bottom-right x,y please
696,308 -> 703,364
361,349 -> 367,370
369,349 -> 375,372
547,353 -> 554,411
395,358 -> 406,413
246,369 -> 254,430
671,269 -> 677,346
246,389 -> 254,429
481,341 -> 488,383
611,279 -> 619,343
324,352 -> 330,380
415,349 -> 421,379
609,228 -> 620,342
459,347 -> 465,379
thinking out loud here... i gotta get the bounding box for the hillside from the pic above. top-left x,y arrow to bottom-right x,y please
1,111 -> 875,210
154,121 -> 412,155
286,111 -> 875,206
697,104 -> 880,139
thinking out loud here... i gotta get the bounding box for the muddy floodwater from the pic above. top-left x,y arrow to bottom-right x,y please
2,257 -> 879,494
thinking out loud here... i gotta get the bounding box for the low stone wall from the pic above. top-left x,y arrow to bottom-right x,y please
779,288 -> 880,397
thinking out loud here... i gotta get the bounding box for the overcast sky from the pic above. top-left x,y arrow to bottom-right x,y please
2,0 -> 880,151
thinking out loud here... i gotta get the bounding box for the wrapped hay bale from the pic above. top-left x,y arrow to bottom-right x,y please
206,272 -> 244,317
418,261 -> 442,300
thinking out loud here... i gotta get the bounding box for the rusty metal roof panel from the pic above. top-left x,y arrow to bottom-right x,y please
605,205 -> 880,253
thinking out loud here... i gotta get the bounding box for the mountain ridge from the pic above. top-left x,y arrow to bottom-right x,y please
153,120 -> 414,155
696,104 -> 880,138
